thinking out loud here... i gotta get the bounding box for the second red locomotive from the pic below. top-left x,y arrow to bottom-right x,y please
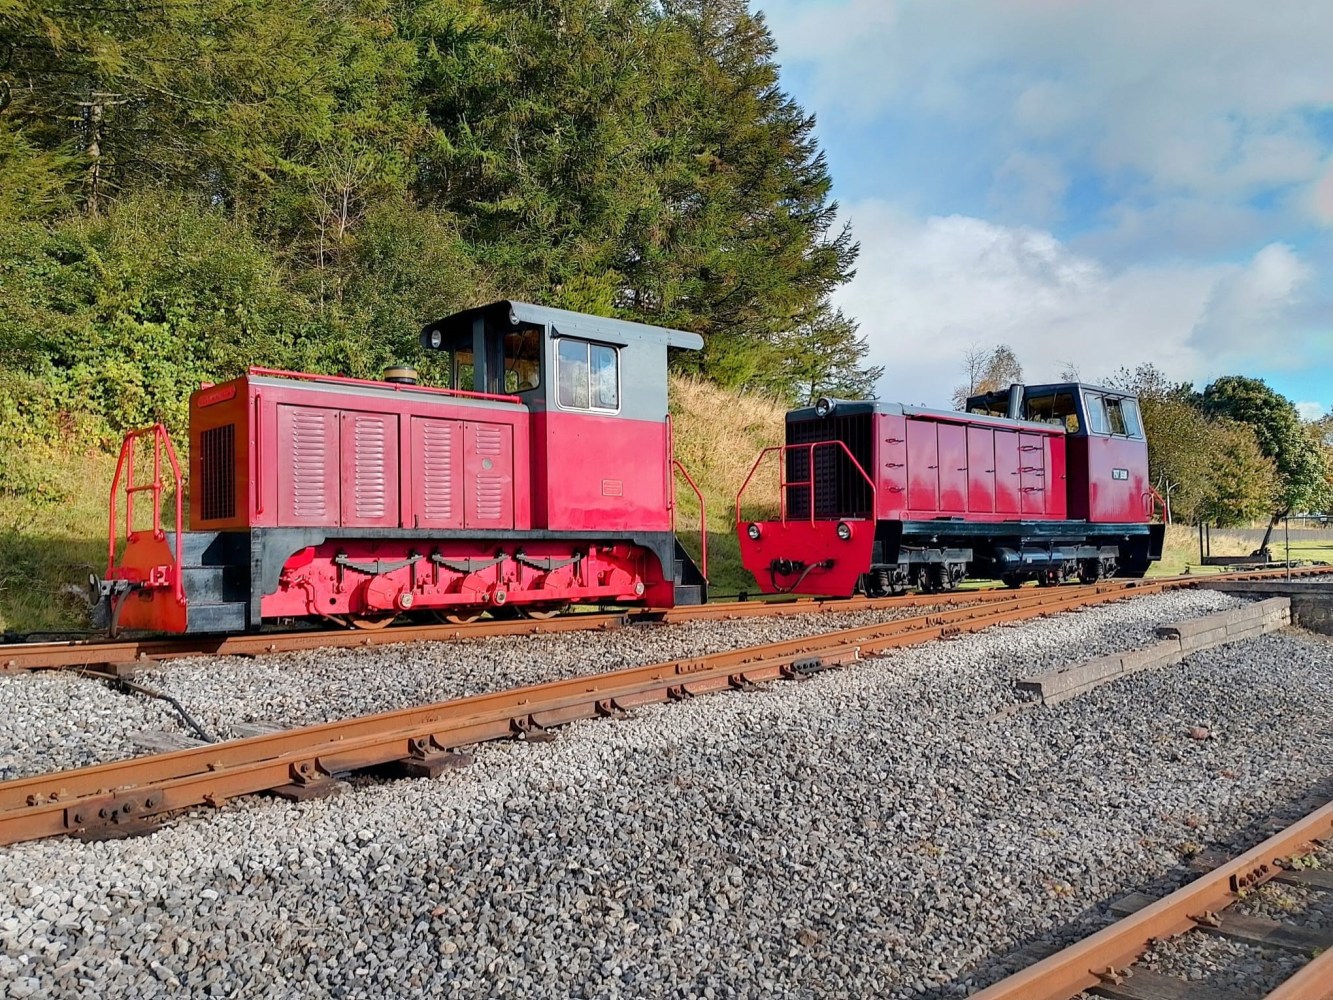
100,302 -> 708,633
736,382 -> 1166,597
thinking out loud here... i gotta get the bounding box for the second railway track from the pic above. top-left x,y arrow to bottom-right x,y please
971,793 -> 1333,1000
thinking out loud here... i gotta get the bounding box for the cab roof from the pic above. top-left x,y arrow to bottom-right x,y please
421,300 -> 704,352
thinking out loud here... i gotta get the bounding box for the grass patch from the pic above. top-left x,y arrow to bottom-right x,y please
1150,522 -> 1333,577
0,446 -> 117,634
668,374 -> 786,597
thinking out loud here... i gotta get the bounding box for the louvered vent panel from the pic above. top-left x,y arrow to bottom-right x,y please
199,425 -> 236,521
473,474 -> 506,521
785,414 -> 874,518
352,415 -> 388,520
418,420 -> 456,521
473,424 -> 504,455
472,423 -> 506,521
289,409 -> 330,518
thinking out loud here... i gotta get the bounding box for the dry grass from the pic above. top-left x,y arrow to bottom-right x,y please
667,375 -> 786,596
0,447 -> 117,634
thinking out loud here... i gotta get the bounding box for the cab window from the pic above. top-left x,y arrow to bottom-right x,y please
1105,396 -> 1128,435
557,338 -> 619,412
1119,397 -> 1143,438
1025,392 -> 1080,433
1084,392 -> 1109,434
503,326 -> 541,393
451,344 -> 475,392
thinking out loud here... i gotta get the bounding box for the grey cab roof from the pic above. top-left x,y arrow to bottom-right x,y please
421,300 -> 704,352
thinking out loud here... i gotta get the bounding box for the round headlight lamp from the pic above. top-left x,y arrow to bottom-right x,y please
814,396 -> 835,418
429,329 -> 443,349
836,522 -> 852,541
746,523 -> 762,541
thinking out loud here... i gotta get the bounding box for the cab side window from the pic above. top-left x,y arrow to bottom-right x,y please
1105,397 -> 1128,435
1084,392 -> 1109,434
1026,392 -> 1081,433
557,338 -> 620,412
1120,398 -> 1144,438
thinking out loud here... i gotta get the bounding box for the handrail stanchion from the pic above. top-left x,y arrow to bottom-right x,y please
107,424 -> 187,604
671,460 -> 708,581
736,440 -> 877,528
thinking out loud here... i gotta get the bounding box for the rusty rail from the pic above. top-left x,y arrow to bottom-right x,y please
6,564 -> 1329,674
970,797 -> 1333,1000
0,578 -> 1174,845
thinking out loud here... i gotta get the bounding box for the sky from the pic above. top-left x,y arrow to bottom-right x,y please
759,0 -> 1333,419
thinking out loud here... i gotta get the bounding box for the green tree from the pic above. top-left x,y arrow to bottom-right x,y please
775,306 -> 883,403
1198,419 -> 1277,526
1201,376 -> 1333,547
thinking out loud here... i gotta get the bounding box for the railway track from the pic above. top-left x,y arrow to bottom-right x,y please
0,565 -> 1326,849
3,565 -> 1328,673
971,794 -> 1333,1000
0,586 -> 1108,674
0,576 -> 1180,846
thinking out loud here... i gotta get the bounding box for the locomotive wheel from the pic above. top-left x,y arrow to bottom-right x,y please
432,609 -> 483,625
345,614 -> 397,631
518,603 -> 571,620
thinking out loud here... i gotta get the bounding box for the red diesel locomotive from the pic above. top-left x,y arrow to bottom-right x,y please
98,301 -> 708,633
735,383 -> 1166,597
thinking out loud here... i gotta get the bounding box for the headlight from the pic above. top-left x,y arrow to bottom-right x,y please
815,396 -> 835,418
747,523 -> 762,541
429,329 -> 443,349
836,522 -> 852,541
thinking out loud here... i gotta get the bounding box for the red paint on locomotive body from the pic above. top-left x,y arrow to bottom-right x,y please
103,301 -> 707,633
736,383 -> 1162,598
871,411 -> 1067,523
261,538 -> 673,620
531,411 -> 673,532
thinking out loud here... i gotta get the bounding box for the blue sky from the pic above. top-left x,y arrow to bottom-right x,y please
759,0 -> 1332,418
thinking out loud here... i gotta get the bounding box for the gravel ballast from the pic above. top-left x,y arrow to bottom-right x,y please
1,589 -> 1330,998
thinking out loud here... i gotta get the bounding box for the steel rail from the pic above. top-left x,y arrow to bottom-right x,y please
5,564 -> 1329,673
0,612 -> 632,673
1264,943 -> 1333,1000
969,798 -> 1333,1000
0,579 -> 1167,845
0,586 -> 1096,673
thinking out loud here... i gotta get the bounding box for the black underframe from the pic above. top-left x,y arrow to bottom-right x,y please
873,519 -> 1165,572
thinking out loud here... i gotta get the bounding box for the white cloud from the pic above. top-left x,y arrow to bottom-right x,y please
988,151 -> 1068,225
836,202 -> 1317,404
1296,402 -> 1328,422
762,0 -> 1333,226
1190,243 -> 1313,355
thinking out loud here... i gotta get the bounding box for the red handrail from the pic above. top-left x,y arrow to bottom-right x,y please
735,441 -> 878,526
107,424 -> 185,603
246,367 -> 522,404
671,459 -> 708,581
1145,485 -> 1170,524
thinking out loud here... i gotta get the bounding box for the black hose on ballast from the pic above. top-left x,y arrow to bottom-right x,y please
75,669 -> 217,744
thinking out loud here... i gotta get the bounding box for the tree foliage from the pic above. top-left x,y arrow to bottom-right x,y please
951,344 -> 1023,409
1200,376 -> 1333,522
0,0 -> 875,447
